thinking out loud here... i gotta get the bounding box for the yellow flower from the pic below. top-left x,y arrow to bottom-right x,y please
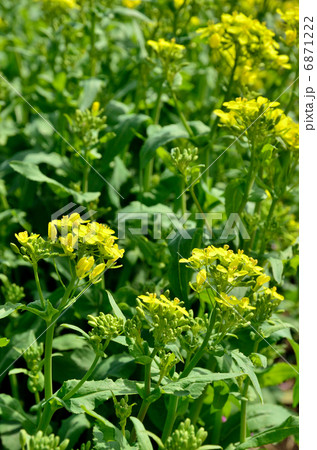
15,231 -> 30,245
60,233 -> 78,254
91,101 -> 100,114
174,0 -> 185,7
214,96 -> 299,151
254,274 -> 271,290
196,269 -> 207,286
138,293 -> 189,317
122,0 -> 141,8
48,222 -> 57,241
15,231 -> 40,245
215,292 -> 255,310
265,286 -> 284,302
197,11 -> 290,78
76,256 -> 95,279
190,16 -> 200,27
209,33 -> 221,48
147,38 -> 185,59
89,263 -> 106,283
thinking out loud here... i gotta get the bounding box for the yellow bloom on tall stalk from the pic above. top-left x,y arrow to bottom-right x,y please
147,38 -> 186,60
214,96 -> 299,151
174,0 -> 186,8
197,12 -> 290,86
38,0 -> 79,10
277,3 -> 299,47
122,0 -> 141,8
138,293 -> 189,317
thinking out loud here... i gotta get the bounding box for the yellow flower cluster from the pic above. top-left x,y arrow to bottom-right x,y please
122,0 -> 141,8
197,12 -> 290,86
277,3 -> 299,47
147,38 -> 185,63
38,0 -> 79,10
138,292 -> 189,317
48,213 -> 124,266
214,96 -> 299,150
181,245 -> 283,314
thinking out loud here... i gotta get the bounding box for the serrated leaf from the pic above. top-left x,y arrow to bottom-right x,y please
162,368 -> 242,399
231,350 -> 263,402
235,415 -> 299,449
57,378 -> 139,414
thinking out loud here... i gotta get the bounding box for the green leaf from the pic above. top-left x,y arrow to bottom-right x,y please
79,78 -> 103,110
0,337 -> 9,348
57,379 -> 139,414
83,406 -> 131,449
105,113 -> 150,163
235,415 -> 299,449
225,178 -> 245,216
246,404 -> 295,433
53,333 -> 87,351
140,123 -> 189,169
258,363 -> 298,387
113,6 -> 153,23
0,394 -> 36,434
168,228 -> 203,307
231,350 -> 263,402
10,161 -> 100,204
268,257 -> 284,284
130,417 -> 153,450
106,290 -> 126,323
162,368 -> 242,399
0,302 -> 23,319
58,413 -> 90,450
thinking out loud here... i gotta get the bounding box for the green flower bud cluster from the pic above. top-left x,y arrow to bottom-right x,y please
171,147 -> 204,187
75,443 -> 91,450
157,351 -> 177,384
165,418 -> 208,450
113,395 -> 135,435
11,232 -> 58,264
20,430 -> 69,450
66,102 -> 114,162
182,313 -> 208,352
0,274 -> 25,304
249,288 -> 284,325
24,343 -> 44,394
88,313 -> 124,348
213,303 -> 254,342
136,292 -> 190,348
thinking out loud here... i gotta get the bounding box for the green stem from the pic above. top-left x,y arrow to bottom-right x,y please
44,321 -> 55,402
90,0 -> 96,77
213,409 -> 223,444
9,373 -> 19,400
239,340 -> 260,443
162,307 -> 217,442
259,197 -> 278,259
190,187 -> 213,238
63,353 -> 100,401
33,263 -> 46,309
143,81 -> 164,192
169,85 -> 194,137
82,166 -> 90,194
180,178 -> 186,215
237,156 -> 257,216
131,349 -> 157,443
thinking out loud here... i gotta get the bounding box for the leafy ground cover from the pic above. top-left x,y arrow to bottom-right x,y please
0,0 -> 298,449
